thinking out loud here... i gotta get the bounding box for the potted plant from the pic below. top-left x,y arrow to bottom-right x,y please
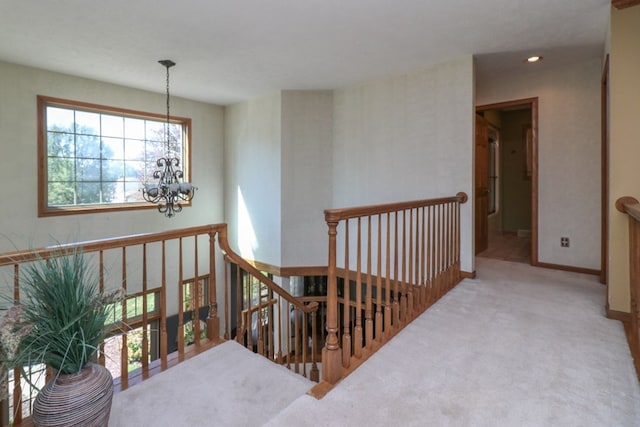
1,248 -> 122,427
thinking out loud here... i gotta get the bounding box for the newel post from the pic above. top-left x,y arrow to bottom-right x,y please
207,229 -> 221,341
323,218 -> 343,384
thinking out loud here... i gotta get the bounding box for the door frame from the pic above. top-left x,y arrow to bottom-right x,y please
601,55 -> 609,287
476,97 -> 539,265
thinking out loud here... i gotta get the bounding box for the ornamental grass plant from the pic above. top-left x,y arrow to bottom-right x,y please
1,248 -> 122,383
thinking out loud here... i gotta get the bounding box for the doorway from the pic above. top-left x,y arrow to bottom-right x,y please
476,98 -> 539,265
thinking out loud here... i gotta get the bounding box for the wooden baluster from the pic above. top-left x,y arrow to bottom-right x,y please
415,208 -> 420,311
431,205 -> 437,299
11,364 -> 21,425
400,210 -> 408,323
12,264 -> 22,425
443,203 -> 449,293
443,202 -> 449,292
302,309 -> 308,377
444,203 -> 450,290
444,202 -> 450,290
142,243 -> 149,378
385,213 -> 392,337
257,283 -> 265,356
354,217 -> 363,358
286,300 -> 292,369
235,262 -> 243,344
224,255 -> 230,340
160,240 -> 168,370
208,231 -> 220,340
246,270 -> 253,351
310,309 -> 319,381
393,211 -> 400,328
193,236 -> 201,346
425,205 -> 431,305
270,289 -> 276,360
630,218 -> 640,362
408,208 -> 414,318
178,238 -> 185,360
437,204 -> 443,299
276,296 -> 283,364
432,204 -> 438,299
365,215 -> 374,349
429,205 -> 435,302
455,200 -> 461,278
294,307 -> 300,374
120,247 -> 129,389
438,203 -> 443,293
449,202 -> 454,289
342,221 -> 352,367
375,214 -> 383,342
322,219 -> 342,384
98,251 -> 106,368
420,206 -> 427,310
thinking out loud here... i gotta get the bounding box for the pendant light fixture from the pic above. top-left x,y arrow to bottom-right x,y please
141,60 -> 196,217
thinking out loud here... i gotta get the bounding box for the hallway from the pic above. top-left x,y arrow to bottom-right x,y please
478,231 -> 532,264
109,258 -> 640,426
268,258 -> 640,426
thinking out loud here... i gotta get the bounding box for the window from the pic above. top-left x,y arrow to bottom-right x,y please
37,95 -> 192,216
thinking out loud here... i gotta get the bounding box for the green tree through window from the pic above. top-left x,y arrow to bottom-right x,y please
47,124 -> 120,205
38,95 -> 191,216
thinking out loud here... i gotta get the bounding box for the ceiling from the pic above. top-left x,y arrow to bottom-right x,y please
0,1 -> 611,105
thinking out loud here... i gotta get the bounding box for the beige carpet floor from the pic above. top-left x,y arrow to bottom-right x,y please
109,340 -> 313,426
110,258 -> 640,426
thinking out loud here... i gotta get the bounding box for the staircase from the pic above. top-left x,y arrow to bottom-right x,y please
110,258 -> 640,426
110,340 -> 313,426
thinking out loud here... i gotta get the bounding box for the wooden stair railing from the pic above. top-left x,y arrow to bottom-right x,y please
321,193 -> 469,386
0,223 -> 318,426
216,228 -> 319,380
616,196 -> 640,380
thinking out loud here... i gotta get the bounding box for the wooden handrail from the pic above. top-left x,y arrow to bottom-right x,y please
0,223 -> 320,425
616,195 -> 640,381
324,192 -> 469,222
216,227 -> 319,315
616,196 -> 640,219
0,224 -> 225,267
321,192 -> 468,387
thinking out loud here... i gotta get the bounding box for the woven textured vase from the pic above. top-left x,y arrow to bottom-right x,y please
32,363 -> 113,427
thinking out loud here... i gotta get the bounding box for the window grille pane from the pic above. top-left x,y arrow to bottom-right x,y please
46,106 -> 74,129
124,117 -> 145,140
75,110 -> 100,134
101,114 -> 124,138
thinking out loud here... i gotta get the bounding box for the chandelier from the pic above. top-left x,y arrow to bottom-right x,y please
142,59 -> 196,217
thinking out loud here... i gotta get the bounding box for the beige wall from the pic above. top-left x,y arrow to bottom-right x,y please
225,57 -> 475,272
0,61 -> 224,253
609,6 -> 640,312
332,56 -> 475,273
477,56 -> 602,271
224,91 -> 333,268
224,93 -> 282,265
281,91 -> 333,267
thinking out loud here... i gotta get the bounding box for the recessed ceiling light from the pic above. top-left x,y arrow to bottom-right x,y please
526,56 -> 543,63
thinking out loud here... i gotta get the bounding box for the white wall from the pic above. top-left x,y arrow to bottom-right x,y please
224,93 -> 282,265
476,56 -> 602,270
332,57 -> 475,273
281,91 -> 333,267
0,61 -> 224,253
609,6 -> 640,312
